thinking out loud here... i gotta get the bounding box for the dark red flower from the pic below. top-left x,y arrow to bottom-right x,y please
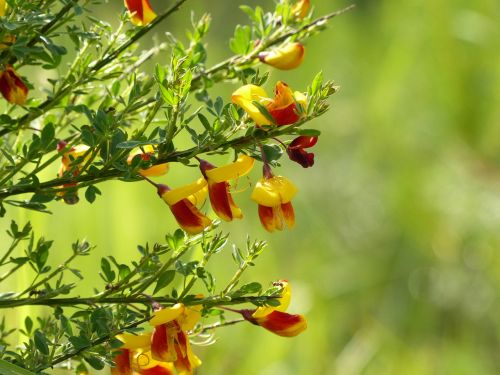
286,136 -> 318,168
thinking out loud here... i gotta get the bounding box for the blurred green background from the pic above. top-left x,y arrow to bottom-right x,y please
2,0 -> 500,373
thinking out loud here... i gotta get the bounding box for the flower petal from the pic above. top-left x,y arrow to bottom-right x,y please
204,155 -> 255,183
231,85 -> 271,125
111,348 -> 132,375
149,304 -> 184,327
169,199 -> 211,235
161,178 -> 207,206
116,333 -> 152,350
291,0 -> 311,19
254,310 -> 307,337
258,43 -> 305,70
208,181 -> 243,221
252,280 -> 291,318
124,0 -> 157,26
0,65 -> 28,105
251,176 -> 298,207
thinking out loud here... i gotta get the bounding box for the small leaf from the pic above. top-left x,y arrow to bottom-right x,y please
153,270 -> 176,294
34,331 -> 50,355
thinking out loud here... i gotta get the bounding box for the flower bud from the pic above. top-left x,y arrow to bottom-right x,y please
258,43 -> 305,70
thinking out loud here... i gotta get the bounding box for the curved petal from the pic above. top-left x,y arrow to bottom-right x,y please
251,176 -> 298,207
149,304 -> 184,327
116,332 -> 152,350
254,310 -> 307,337
259,43 -> 305,70
204,155 -> 255,183
161,178 -> 207,206
0,66 -> 28,105
169,199 -> 211,234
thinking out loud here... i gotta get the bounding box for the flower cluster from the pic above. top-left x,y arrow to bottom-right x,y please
110,281 -> 305,375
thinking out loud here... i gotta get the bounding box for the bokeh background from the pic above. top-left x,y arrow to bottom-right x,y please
2,0 -> 500,373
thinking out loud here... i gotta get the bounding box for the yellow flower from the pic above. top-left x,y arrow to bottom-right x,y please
0,65 -> 28,105
291,0 -> 311,19
199,155 -> 255,221
127,145 -> 169,177
232,81 -> 307,126
149,304 -> 202,375
251,175 -> 297,232
124,0 -> 156,26
158,178 -> 211,235
258,43 -> 305,70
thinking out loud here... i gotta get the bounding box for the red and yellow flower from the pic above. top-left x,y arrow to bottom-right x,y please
232,81 -> 307,126
258,43 -> 305,70
124,0 -> 156,26
251,174 -> 297,232
57,142 -> 90,204
199,155 -> 255,221
150,303 -> 202,375
240,280 -> 307,337
127,145 -> 169,177
0,65 -> 28,105
286,135 -> 318,168
291,0 -> 311,19
157,178 -> 211,235
112,333 -> 174,375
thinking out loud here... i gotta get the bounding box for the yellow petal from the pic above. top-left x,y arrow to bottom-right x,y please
116,332 -> 152,350
251,176 -> 298,207
149,303 -> 184,326
205,155 -> 255,183
178,304 -> 202,331
252,280 -> 291,318
0,0 -> 6,17
186,184 -> 208,206
161,178 -> 208,206
259,43 -> 305,70
232,85 -> 271,125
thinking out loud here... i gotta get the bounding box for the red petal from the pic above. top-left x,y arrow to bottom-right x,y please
151,324 -> 172,362
256,310 -> 307,337
169,199 -> 211,234
269,102 -> 300,126
289,136 -> 318,149
258,205 -> 278,232
287,147 -> 315,168
124,0 -> 144,20
111,349 -> 132,375
208,181 -> 242,221
281,202 -> 295,229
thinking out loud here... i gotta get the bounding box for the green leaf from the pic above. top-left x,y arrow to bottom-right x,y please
153,270 -> 176,294
0,359 -> 36,375
84,355 -> 105,370
100,258 -> 115,282
262,144 -> 283,163
230,25 -> 252,54
34,331 -> 50,355
69,335 -> 91,350
85,185 -> 101,204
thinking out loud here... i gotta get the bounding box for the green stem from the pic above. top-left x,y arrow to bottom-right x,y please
0,111 -> 324,200
19,251 -> 79,297
191,4 -> 356,87
0,295 -> 278,309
